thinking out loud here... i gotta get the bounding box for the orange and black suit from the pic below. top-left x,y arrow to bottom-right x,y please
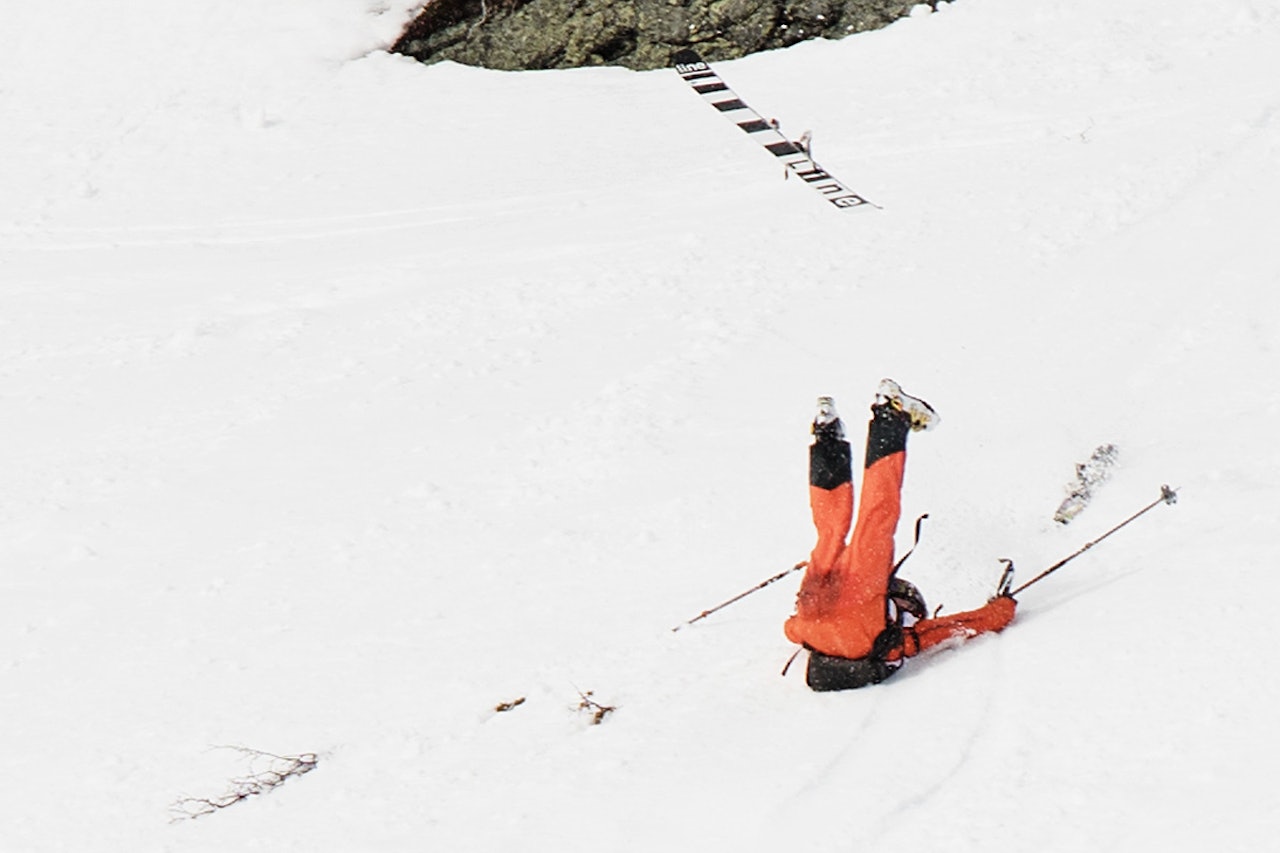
785,403 -> 1015,690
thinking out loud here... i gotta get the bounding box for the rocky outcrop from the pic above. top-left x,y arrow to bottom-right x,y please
391,0 -> 932,71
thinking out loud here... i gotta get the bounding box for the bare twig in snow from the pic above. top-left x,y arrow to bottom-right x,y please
169,746 -> 318,822
575,689 -> 617,725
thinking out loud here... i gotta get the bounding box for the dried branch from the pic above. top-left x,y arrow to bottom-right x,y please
170,746 -> 318,822
575,689 -> 617,726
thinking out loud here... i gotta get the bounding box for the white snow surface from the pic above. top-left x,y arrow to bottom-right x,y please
3,0 -> 1278,849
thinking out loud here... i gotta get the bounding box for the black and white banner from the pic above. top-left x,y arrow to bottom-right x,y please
673,49 -> 874,210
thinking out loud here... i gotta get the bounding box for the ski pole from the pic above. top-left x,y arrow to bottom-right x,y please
672,561 -> 807,632
1009,484 -> 1179,597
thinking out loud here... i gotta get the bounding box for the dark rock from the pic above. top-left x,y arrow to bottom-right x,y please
391,0 -> 933,71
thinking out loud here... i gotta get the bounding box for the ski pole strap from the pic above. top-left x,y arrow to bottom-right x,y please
870,623 -> 905,660
893,513 -> 929,572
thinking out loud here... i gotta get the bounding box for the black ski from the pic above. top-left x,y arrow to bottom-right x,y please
672,49 -> 874,210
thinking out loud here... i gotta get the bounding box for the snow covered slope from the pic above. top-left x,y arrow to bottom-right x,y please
2,1 -> 1278,850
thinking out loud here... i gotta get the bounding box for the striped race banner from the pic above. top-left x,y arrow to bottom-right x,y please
673,49 -> 875,210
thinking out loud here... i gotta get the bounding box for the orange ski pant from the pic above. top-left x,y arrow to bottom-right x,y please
785,407 -> 1014,660
784,406 -> 908,660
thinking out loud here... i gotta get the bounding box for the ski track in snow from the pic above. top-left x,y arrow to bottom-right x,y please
874,646 -> 1003,827
0,162 -> 714,251
783,681 -> 887,799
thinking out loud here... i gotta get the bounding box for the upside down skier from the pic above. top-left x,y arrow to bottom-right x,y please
785,380 -> 1017,691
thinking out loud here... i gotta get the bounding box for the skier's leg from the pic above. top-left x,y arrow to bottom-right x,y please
807,397 -> 853,573
843,402 -> 911,600
785,398 -> 854,646
843,379 -> 938,596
